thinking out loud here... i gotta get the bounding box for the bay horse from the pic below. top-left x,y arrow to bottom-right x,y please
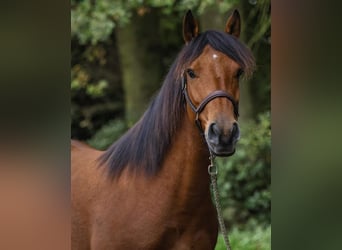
72,10 -> 255,250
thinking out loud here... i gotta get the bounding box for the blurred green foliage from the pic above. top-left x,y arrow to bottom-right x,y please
215,225 -> 271,250
71,65 -> 109,97
71,0 -> 239,45
87,119 -> 127,150
217,111 -> 271,227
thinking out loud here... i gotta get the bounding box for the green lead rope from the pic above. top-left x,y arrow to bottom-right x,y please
208,153 -> 232,250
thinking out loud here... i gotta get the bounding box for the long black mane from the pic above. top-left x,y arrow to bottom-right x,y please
98,30 -> 255,178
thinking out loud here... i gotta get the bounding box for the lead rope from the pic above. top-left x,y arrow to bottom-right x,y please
208,152 -> 232,250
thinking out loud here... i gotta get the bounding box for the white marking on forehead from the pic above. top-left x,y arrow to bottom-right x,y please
212,54 -> 218,59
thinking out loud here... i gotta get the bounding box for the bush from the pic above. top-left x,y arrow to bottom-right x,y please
87,119 -> 127,150
215,225 -> 271,250
216,111 -> 271,227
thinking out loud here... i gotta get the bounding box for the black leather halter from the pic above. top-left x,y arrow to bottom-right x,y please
182,73 -> 239,133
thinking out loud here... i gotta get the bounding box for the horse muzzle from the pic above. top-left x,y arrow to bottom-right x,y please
205,122 -> 240,156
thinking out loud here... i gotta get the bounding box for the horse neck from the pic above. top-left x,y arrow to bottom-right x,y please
158,113 -> 212,204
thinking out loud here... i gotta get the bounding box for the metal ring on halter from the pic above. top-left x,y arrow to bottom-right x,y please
208,164 -> 218,175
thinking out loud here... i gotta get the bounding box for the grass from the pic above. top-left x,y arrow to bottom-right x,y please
215,225 -> 271,250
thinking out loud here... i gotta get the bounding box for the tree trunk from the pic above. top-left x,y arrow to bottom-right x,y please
199,5 -> 224,31
116,9 -> 163,126
241,0 -> 271,118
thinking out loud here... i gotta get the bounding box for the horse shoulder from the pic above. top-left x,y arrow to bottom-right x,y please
71,140 -> 106,250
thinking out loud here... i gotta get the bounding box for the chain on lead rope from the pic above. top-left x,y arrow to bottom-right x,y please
208,153 -> 232,250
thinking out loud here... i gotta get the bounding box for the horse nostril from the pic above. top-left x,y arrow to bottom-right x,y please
231,122 -> 240,140
208,122 -> 239,145
209,123 -> 220,136
208,123 -> 221,144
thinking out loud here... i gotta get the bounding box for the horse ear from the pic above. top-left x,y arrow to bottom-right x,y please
225,9 -> 241,38
183,10 -> 199,44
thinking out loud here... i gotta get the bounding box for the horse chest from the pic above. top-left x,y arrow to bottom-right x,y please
123,219 -> 217,250
136,204 -> 218,249
155,220 -> 218,250
90,191 -> 218,250
91,216 -> 217,250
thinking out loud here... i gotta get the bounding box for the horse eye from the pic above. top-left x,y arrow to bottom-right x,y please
187,69 -> 196,79
236,69 -> 244,79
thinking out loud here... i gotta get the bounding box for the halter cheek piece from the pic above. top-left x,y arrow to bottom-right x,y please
181,73 -> 239,134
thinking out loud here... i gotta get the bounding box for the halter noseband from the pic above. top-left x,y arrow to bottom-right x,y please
181,73 -> 239,133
